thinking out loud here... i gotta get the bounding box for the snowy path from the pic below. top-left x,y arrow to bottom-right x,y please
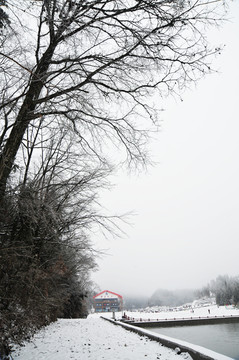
12,316 -> 193,360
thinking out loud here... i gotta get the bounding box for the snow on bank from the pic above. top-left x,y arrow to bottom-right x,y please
112,320 -> 233,360
118,305 -> 239,321
12,306 -> 238,360
12,315 -> 193,360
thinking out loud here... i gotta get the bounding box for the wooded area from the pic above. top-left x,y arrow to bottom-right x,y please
0,0 -> 227,357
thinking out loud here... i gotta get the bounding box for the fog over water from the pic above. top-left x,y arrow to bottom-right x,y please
92,3 -> 239,298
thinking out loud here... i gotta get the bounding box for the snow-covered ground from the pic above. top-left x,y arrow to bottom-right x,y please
12,315 -> 193,360
12,305 -> 238,360
120,304 -> 239,322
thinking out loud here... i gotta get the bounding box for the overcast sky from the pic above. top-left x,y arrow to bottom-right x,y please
91,2 -> 239,298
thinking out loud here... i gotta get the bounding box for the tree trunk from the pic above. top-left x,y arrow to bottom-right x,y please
0,43 -> 56,198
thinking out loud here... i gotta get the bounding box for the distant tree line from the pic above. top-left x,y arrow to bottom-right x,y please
149,288 -> 196,307
197,275 -> 239,306
123,296 -> 149,311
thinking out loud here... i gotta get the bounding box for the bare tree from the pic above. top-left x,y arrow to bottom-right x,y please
0,0 -> 226,197
197,274 -> 239,306
0,127 -> 115,356
0,2 -> 230,355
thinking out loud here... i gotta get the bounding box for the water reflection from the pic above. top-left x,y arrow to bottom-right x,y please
150,322 -> 239,359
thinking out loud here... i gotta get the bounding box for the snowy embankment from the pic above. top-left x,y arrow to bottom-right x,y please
12,306 -> 238,360
118,304 -> 239,322
13,315 -> 193,360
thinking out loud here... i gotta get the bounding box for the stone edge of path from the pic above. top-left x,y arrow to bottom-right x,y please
101,316 -> 233,360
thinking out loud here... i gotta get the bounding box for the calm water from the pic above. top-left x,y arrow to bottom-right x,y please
150,322 -> 239,359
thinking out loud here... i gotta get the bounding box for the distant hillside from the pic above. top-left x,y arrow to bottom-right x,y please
124,296 -> 149,310
149,288 -> 196,307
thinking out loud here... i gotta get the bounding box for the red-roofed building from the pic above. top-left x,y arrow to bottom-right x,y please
93,290 -> 123,312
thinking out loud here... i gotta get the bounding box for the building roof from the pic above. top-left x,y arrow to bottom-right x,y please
93,290 -> 123,299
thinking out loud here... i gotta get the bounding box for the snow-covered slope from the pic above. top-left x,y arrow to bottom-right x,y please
13,316 -> 193,360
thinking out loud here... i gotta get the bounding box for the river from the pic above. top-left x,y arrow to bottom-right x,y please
149,322 -> 239,359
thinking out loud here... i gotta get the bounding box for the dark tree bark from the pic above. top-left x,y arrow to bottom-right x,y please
0,43 -> 57,196
0,0 -> 226,198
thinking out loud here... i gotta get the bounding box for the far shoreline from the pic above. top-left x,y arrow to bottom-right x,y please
120,314 -> 239,327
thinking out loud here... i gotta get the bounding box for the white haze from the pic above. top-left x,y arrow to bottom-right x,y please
91,3 -> 239,298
